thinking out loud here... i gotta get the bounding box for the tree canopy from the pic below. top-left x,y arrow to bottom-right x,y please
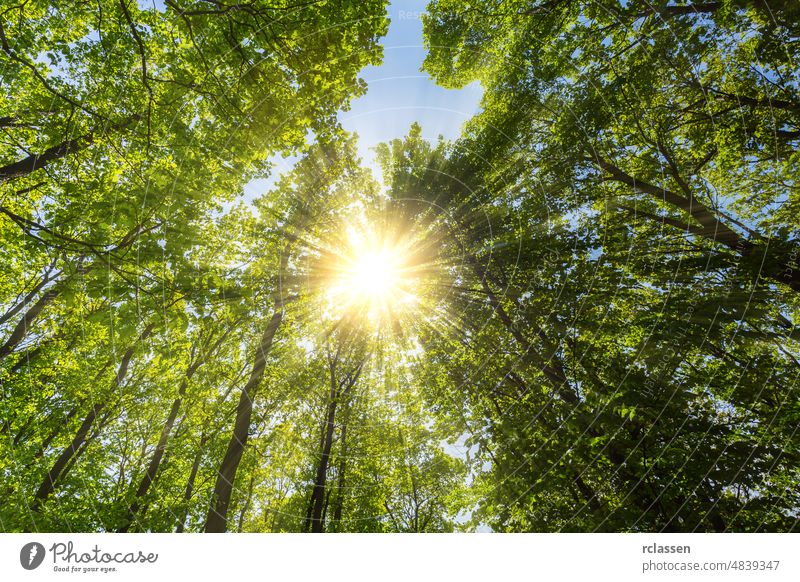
0,0 -> 797,533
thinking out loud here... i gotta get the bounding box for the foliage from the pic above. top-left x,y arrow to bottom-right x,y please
0,0 -> 797,533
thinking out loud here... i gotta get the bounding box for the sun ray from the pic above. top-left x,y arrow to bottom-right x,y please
325,226 -> 419,325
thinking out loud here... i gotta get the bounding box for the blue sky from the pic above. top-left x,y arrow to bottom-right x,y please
243,0 -> 482,201
340,0 -> 483,166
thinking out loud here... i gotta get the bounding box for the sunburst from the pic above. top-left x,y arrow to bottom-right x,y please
325,227 -> 419,325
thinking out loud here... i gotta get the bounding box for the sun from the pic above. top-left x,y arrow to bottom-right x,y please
324,229 -> 419,325
347,248 -> 402,300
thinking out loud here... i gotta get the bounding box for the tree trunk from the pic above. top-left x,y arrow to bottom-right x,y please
304,354 -> 363,533
31,403 -> 103,505
8,345 -> 43,374
0,263 -> 91,366
176,432 -> 209,533
236,475 -> 256,533
204,306 -> 284,532
118,376 -> 189,532
462,251 -> 614,511
0,288 -> 59,363
119,324 -> 235,532
307,385 -> 338,533
331,407 -> 351,531
31,323 -> 154,507
0,262 -> 60,327
465,249 -> 733,528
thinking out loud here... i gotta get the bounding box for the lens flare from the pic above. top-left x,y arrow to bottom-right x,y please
327,233 -> 418,324
310,204 -> 456,339
349,248 -> 402,300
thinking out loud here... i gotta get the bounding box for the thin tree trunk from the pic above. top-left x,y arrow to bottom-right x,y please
33,408 -> 78,458
0,262 -> 60,327
31,404 -> 102,506
466,249 -> 732,528
13,358 -> 110,450
118,376 -> 189,532
573,473 -> 602,512
397,429 -> 421,532
175,432 -> 209,533
204,305 -> 284,532
321,488 -> 331,528
0,134 -> 94,183
0,288 -> 59,363
465,253 -> 576,402
305,356 -> 363,533
1,362 -> 108,499
331,407 -> 351,531
236,475 -> 255,533
462,251 -> 612,508
120,324 -> 234,532
8,345 -> 43,374
13,403 -> 76,452
31,324 -> 154,507
307,384 -> 338,533
174,373 -> 243,533
120,372 -> 196,529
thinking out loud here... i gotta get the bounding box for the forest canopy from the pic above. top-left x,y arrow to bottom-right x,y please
0,0 -> 798,533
